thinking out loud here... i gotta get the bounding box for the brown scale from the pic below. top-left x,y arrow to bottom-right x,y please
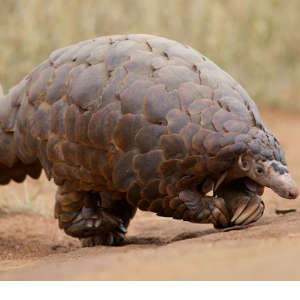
166,108 -> 189,134
0,34 -> 279,246
144,84 -> 180,124
135,124 -> 168,153
88,102 -> 121,150
68,63 -> 106,111
120,79 -> 152,115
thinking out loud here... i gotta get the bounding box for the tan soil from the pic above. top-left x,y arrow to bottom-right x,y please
0,108 -> 300,280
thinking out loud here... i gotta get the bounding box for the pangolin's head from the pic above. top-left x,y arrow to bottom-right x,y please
237,153 -> 298,199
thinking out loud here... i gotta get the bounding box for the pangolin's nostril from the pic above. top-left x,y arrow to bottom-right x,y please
288,188 -> 299,199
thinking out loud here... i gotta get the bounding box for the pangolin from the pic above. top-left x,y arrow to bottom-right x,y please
0,34 -> 298,246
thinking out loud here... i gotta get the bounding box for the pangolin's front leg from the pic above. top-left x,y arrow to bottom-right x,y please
215,180 -> 265,227
133,191 -> 231,228
134,181 -> 264,229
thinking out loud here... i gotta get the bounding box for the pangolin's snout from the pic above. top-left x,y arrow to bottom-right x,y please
271,173 -> 299,199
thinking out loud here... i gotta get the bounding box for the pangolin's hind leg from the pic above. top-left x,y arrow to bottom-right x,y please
55,187 -> 136,247
81,191 -> 137,247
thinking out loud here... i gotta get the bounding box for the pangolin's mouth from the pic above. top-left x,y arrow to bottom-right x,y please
243,178 -> 265,196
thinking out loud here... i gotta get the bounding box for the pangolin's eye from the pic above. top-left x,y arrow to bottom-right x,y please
256,167 -> 264,176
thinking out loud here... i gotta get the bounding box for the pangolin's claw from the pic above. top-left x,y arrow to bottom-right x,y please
211,207 -> 229,228
117,223 -> 127,234
94,219 -> 102,228
242,201 -> 265,225
234,201 -> 260,225
231,202 -> 247,223
85,219 -> 94,228
230,195 -> 264,226
214,197 -> 230,221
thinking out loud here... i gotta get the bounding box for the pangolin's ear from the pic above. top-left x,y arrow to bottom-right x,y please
238,154 -> 251,172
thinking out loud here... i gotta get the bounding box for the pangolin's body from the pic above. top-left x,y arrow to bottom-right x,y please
0,34 -> 297,246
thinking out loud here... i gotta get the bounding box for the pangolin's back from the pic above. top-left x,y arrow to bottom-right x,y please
0,34 -> 285,196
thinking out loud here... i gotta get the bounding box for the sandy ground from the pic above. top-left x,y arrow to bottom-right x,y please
0,108 -> 300,281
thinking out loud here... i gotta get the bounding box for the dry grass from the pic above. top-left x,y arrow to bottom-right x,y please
0,0 -> 299,109
0,173 -> 56,216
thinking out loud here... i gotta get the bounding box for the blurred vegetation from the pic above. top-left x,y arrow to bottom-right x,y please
0,0 -> 299,109
0,174 -> 55,216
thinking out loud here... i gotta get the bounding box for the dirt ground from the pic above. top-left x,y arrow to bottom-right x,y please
0,108 -> 300,281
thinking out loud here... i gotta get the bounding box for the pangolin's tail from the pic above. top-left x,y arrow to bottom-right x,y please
0,81 -> 42,184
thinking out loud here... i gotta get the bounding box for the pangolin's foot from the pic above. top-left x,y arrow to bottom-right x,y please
54,187 -> 133,246
216,181 -> 265,228
81,226 -> 126,247
66,208 -> 127,247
